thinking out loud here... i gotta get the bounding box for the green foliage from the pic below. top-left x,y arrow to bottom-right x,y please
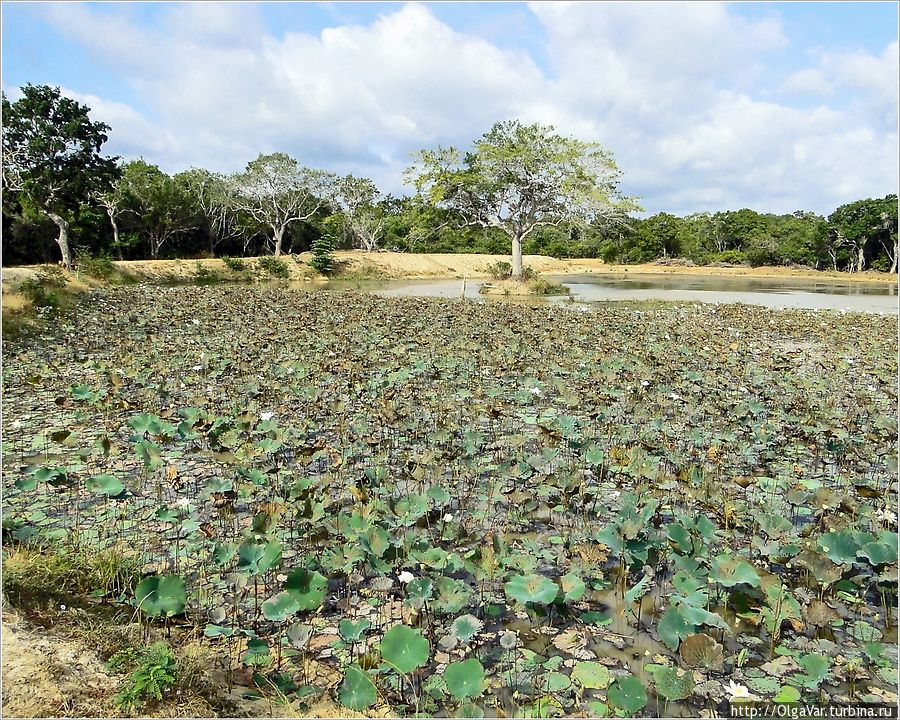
256,254 -> 290,278
339,664 -> 377,710
487,260 -> 512,279
444,658 -> 485,701
309,233 -> 338,274
110,642 -> 178,711
134,574 -> 187,617
77,253 -> 116,279
220,255 -> 246,271
379,624 -> 430,673
607,675 -> 647,715
505,573 -> 559,605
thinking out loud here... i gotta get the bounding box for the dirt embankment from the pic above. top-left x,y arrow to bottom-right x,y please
2,251 -> 897,291
1,612 -> 120,718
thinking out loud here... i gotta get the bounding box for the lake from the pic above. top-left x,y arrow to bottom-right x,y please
304,272 -> 898,313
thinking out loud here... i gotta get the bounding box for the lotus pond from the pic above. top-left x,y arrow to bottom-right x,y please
2,284 -> 898,717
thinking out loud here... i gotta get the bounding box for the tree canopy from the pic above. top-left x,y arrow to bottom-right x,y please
407,120 -> 639,277
2,84 -> 119,267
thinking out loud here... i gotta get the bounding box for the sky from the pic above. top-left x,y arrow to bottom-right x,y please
2,1 -> 898,216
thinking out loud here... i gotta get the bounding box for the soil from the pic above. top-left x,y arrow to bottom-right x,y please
2,252 -> 896,289
1,610 -> 119,718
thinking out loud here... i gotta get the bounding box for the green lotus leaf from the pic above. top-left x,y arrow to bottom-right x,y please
607,675 -> 647,715
571,661 -> 611,689
648,664 -> 694,701
134,575 -> 186,617
818,531 -> 859,565
450,614 -> 483,642
559,573 -> 586,602
505,573 -> 559,605
86,474 -> 125,497
380,625 -> 430,674
339,664 -> 377,711
339,618 -> 371,642
261,591 -> 300,621
237,540 -> 282,575
444,658 -> 485,700
284,568 -> 328,611
710,553 -> 761,588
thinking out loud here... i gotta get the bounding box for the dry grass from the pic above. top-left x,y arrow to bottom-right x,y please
5,252 -> 894,285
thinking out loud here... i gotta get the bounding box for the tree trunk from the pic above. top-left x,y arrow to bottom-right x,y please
110,215 -> 122,258
46,211 -> 73,269
856,244 -> 866,273
273,226 -> 285,256
511,234 -> 523,278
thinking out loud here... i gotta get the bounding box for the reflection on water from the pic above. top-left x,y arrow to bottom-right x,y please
291,273 -> 898,314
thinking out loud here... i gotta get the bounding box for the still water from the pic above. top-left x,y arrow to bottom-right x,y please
308,273 -> 898,313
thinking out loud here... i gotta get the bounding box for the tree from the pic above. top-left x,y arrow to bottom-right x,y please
330,175 -> 386,252
177,168 -> 245,256
2,84 -> 118,268
228,153 -> 335,256
407,120 -> 638,278
827,196 -> 898,273
119,160 -> 196,258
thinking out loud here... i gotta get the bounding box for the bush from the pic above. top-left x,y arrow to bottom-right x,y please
256,255 -> 290,278
528,278 -> 569,295
110,642 -> 178,712
309,234 -> 338,275
486,260 -> 512,279
194,262 -> 221,284
220,255 -> 246,272
705,250 -> 748,266
77,253 -> 116,280
18,267 -> 67,310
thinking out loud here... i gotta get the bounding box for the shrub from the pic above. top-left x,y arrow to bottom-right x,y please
256,255 -> 290,278
309,234 -> 338,275
18,267 -> 67,310
194,262 -> 221,284
486,261 -> 512,279
529,278 -> 569,296
110,642 -> 178,711
220,255 -> 246,272
77,253 -> 115,280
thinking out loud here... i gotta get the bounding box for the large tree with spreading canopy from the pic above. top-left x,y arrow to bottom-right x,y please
2,84 -> 119,268
406,120 -> 638,277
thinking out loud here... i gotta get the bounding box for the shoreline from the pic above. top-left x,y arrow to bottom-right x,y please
1,251 -> 897,288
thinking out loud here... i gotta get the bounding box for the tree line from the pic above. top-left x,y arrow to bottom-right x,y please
3,84 -> 897,274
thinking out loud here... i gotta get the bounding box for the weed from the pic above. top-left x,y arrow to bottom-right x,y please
221,255 -> 246,272
309,234 -> 338,275
111,642 -> 178,711
194,261 -> 222,284
77,253 -> 116,280
2,543 -> 142,610
486,260 -> 512,279
256,255 -> 291,278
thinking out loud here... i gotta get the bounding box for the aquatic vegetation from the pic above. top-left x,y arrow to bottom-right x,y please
1,283 -> 897,717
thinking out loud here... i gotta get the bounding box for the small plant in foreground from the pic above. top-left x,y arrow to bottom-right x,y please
256,255 -> 290,278
110,642 -> 178,711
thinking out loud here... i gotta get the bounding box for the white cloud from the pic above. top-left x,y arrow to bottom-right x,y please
779,69 -> 833,97
33,2 -> 899,214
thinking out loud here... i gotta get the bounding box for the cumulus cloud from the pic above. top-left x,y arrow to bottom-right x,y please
31,2 -> 899,214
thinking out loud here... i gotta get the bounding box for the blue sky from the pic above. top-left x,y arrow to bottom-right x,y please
3,2 -> 897,215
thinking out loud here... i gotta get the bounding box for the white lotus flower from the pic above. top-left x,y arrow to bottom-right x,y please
529,387 -> 542,396
193,319 -> 200,325
398,571 -> 415,584
725,681 -> 750,699
260,412 -> 274,421
174,497 -> 191,509
877,508 -> 897,525
443,514 -> 454,523
192,365 -> 202,371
